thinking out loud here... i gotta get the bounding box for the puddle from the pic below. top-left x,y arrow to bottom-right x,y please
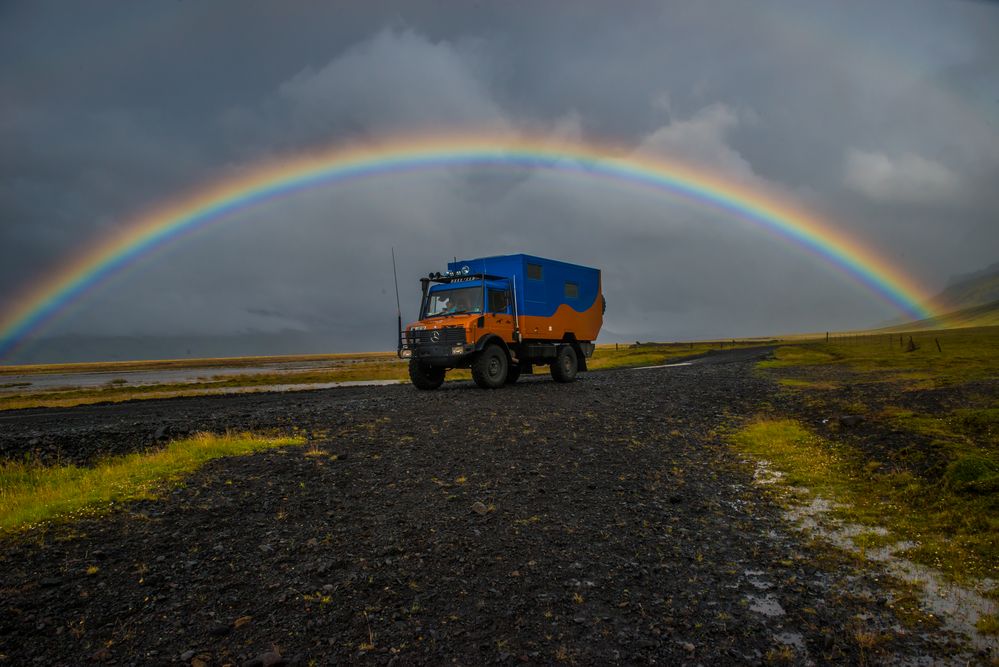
632,362 -> 694,370
751,458 -> 999,655
0,359 -> 404,391
747,593 -> 785,617
773,631 -> 806,652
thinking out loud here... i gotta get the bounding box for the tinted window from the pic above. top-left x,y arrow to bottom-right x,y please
565,282 -> 579,298
424,287 -> 483,317
527,263 -> 543,280
488,289 -> 510,313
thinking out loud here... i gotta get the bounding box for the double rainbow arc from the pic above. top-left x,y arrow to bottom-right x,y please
0,134 -> 936,360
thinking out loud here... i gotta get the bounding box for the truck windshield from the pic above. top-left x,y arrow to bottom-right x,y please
425,286 -> 483,317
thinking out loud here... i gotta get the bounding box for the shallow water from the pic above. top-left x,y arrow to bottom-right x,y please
751,458 -> 999,656
0,359 -> 391,391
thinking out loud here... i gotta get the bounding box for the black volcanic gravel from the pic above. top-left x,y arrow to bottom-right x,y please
0,348 -> 964,665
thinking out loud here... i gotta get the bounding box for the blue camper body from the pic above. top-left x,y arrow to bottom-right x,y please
443,254 -> 601,321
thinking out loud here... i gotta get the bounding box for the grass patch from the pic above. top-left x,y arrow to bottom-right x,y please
0,431 -> 303,532
0,351 -> 400,376
976,613 -> 999,636
777,378 -> 841,391
730,417 -> 999,581
757,347 -> 838,368
588,341 -> 766,371
730,419 -> 850,495
0,360 -> 411,410
760,326 -> 999,387
748,325 -> 999,581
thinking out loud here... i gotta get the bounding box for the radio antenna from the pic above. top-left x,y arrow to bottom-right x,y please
392,247 -> 403,356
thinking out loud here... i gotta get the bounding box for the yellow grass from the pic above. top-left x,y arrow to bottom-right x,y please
0,351 -> 399,376
588,340 -> 769,370
761,326 -> 999,386
1,341 -> 776,410
0,431 -> 303,532
746,325 -> 999,580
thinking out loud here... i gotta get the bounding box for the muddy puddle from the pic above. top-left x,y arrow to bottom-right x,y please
751,458 -> 998,656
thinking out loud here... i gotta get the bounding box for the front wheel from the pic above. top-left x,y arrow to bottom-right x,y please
550,345 -> 578,383
472,344 -> 508,389
409,359 -> 445,390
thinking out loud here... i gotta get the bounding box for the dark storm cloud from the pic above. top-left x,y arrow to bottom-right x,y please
1,0 -> 997,360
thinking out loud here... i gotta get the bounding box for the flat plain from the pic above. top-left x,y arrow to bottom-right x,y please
0,333 -> 996,665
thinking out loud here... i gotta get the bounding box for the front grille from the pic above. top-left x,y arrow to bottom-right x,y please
407,327 -> 466,345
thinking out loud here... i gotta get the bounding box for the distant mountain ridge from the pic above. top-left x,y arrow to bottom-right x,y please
931,261 -> 999,312
878,299 -> 999,333
874,260 -> 999,331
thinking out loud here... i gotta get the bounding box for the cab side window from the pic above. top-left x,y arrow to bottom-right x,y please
488,289 -> 510,313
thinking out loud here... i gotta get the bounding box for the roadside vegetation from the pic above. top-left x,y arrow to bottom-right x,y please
0,358 -> 412,410
738,325 -> 999,582
0,431 -> 303,533
587,339 -> 769,370
0,351 -> 399,376
0,339 -> 775,410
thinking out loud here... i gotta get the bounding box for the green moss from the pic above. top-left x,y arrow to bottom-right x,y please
0,432 -> 304,532
757,346 -> 838,368
954,408 -> 999,443
751,326 -> 999,581
730,417 -> 999,581
777,378 -> 841,390
759,327 -> 999,387
975,613 -> 999,636
851,531 -> 896,551
944,455 -> 999,492
588,341 -> 762,371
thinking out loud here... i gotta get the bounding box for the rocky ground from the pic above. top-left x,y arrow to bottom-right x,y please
0,348 -> 971,665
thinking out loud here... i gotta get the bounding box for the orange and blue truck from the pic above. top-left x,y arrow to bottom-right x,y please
398,254 -> 604,389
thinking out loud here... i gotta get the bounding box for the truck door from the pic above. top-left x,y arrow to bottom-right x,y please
484,286 -> 516,343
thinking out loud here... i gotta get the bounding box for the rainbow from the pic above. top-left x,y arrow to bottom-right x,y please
0,134 -> 937,360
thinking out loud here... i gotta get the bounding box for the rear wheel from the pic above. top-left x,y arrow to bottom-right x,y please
409,359 -> 445,390
472,344 -> 508,389
550,345 -> 578,383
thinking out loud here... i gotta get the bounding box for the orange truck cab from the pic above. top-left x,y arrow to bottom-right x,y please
399,254 -> 604,389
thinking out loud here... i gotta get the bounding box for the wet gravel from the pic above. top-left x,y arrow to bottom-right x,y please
0,348 -> 965,665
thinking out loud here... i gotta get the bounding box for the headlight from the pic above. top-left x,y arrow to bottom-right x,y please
401,349 -> 412,358
451,346 -> 463,355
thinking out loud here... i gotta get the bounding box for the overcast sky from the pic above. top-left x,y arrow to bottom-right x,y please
2,0 -> 998,361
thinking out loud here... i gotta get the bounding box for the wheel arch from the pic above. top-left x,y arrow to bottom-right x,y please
475,333 -> 511,359
561,332 -> 588,372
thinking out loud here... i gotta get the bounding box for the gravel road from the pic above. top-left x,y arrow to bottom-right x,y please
0,347 -> 965,665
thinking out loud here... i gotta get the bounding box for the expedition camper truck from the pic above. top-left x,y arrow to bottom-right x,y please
399,254 -> 604,389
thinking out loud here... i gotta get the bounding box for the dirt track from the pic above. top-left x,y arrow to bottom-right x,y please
0,348 -> 965,665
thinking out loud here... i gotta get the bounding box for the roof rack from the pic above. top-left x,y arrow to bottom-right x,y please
428,272 -> 507,284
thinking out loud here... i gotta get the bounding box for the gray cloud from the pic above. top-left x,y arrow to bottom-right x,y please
2,1 -> 998,361
843,149 -> 961,204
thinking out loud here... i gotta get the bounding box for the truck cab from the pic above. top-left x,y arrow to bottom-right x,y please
399,254 -> 604,389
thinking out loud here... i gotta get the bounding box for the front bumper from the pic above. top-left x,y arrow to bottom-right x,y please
402,343 -> 476,366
